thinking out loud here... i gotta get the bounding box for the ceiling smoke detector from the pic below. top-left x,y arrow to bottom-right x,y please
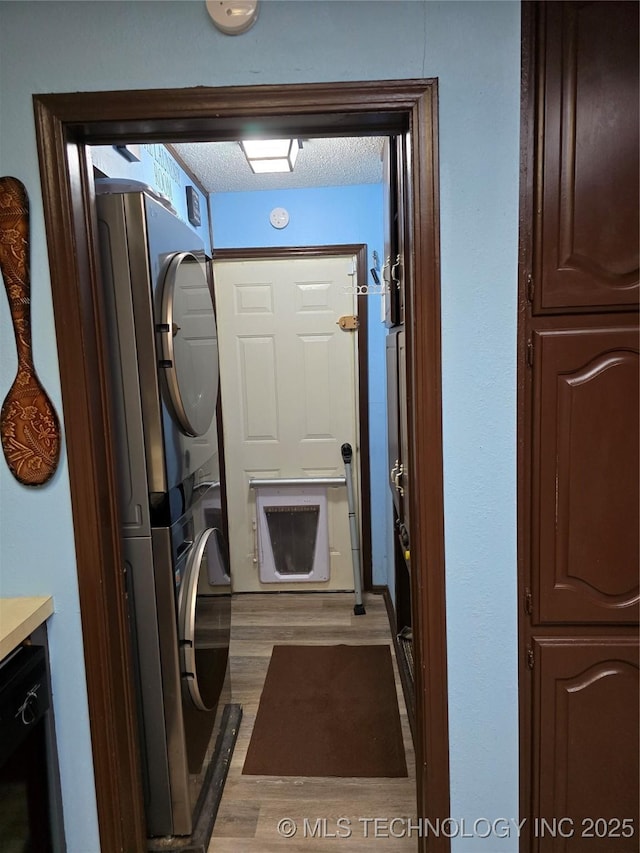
206,0 -> 259,35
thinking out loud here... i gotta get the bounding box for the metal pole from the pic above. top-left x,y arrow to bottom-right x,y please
341,442 -> 365,615
249,476 -> 346,489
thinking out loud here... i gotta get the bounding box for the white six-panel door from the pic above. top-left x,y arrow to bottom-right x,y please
213,254 -> 361,592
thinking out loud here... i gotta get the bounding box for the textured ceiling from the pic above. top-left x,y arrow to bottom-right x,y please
172,137 -> 384,193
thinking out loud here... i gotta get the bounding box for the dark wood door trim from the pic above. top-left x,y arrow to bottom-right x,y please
404,84 -> 451,842
32,108 -> 148,851
213,244 -> 373,591
33,80 -> 449,852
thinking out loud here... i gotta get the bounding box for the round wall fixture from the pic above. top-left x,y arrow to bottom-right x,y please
269,207 -> 290,229
206,0 -> 259,35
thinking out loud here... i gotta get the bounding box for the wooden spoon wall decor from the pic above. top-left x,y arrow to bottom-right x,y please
0,176 -> 61,485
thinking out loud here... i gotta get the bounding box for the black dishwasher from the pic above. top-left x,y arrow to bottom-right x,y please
0,644 -> 56,851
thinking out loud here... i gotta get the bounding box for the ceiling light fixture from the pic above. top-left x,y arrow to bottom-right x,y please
240,139 -> 300,174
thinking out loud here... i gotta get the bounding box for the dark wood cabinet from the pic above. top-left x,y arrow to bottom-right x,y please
520,3 -> 639,849
382,137 -> 406,328
386,328 -> 401,520
384,133 -> 411,555
531,321 -> 639,625
384,134 -> 414,736
532,638 -> 639,852
535,1 -> 639,312
396,328 -> 409,540
387,328 -> 410,539
387,322 -> 414,738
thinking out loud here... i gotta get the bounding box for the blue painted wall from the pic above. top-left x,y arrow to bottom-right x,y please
0,2 -> 520,850
210,184 -> 392,592
90,144 -> 212,253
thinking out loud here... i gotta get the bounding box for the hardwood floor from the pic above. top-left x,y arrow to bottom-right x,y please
209,592 -> 417,851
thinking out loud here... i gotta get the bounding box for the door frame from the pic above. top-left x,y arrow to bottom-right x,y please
213,244 -> 373,591
33,80 -> 449,852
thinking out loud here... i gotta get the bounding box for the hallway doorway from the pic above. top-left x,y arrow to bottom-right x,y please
34,79 -> 449,853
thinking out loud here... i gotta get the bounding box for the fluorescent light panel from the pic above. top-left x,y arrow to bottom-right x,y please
241,138 -> 299,174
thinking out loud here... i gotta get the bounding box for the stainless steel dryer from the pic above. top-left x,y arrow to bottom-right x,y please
96,184 -> 231,838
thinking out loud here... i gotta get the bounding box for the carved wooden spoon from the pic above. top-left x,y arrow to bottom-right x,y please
0,176 -> 61,485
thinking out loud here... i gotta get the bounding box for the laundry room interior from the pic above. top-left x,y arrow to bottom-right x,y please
87,133 -> 416,848
91,136 -> 395,585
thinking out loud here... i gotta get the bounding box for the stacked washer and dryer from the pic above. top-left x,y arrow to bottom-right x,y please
96,183 -> 231,839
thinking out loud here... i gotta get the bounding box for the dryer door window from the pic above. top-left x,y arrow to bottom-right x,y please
179,527 -> 230,711
159,252 -> 219,437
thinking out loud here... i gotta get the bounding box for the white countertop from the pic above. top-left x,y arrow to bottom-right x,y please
0,596 -> 54,660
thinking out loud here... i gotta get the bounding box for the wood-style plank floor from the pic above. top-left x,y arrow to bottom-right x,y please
209,592 -> 417,851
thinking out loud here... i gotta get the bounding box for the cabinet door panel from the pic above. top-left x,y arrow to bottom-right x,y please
531,638 -> 639,853
382,138 -> 401,328
386,327 -> 409,539
397,328 -> 409,541
386,329 -> 401,518
536,2 -> 639,311
533,326 -> 639,623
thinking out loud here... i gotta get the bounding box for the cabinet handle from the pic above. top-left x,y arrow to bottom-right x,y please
382,255 -> 392,286
391,254 -> 402,289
